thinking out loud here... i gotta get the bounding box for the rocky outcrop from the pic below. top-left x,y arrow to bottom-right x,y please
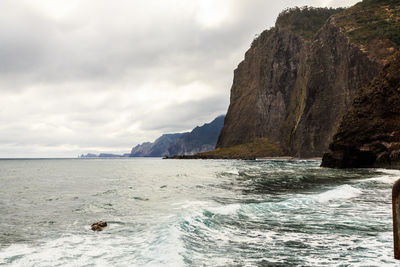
217,2 -> 399,158
91,221 -> 107,231
321,52 -> 400,168
130,115 -> 225,157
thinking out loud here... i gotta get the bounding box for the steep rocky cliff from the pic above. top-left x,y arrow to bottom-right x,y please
321,52 -> 400,168
217,1 -> 399,157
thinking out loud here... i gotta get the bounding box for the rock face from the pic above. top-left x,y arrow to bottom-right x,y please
217,2 -> 399,157
321,52 -> 400,168
130,115 -> 225,157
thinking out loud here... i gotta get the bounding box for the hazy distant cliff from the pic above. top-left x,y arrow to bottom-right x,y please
167,115 -> 225,156
217,1 -> 399,158
130,115 -> 225,157
130,133 -> 183,157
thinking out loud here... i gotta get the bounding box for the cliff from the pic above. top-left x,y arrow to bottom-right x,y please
217,1 -> 399,158
130,115 -> 225,157
321,52 -> 400,168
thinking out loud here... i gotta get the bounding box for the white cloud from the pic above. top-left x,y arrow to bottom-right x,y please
0,0 -> 359,157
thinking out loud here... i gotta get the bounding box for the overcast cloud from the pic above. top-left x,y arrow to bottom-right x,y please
0,0 -> 359,157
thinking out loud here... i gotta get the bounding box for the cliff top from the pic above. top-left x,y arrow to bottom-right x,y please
334,0 -> 400,48
275,6 -> 344,40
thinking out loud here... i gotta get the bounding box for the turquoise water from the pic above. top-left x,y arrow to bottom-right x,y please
0,158 -> 398,266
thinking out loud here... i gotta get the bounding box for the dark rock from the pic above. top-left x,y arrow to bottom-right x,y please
91,221 -> 107,231
321,52 -> 400,168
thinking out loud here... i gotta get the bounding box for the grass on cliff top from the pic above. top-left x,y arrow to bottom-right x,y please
337,0 -> 400,48
275,6 -> 344,40
250,6 -> 342,47
197,138 -> 283,159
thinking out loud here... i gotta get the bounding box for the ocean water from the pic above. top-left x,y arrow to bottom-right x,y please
0,158 -> 398,266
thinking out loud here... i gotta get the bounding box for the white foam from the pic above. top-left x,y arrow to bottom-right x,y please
313,184 -> 362,203
364,175 -> 399,184
0,223 -> 185,267
378,168 -> 400,176
225,169 -> 239,175
363,168 -> 400,184
208,203 -> 241,215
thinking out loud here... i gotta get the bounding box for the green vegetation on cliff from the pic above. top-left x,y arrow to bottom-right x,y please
276,6 -> 344,40
337,0 -> 400,47
196,138 -> 283,159
251,6 -> 343,47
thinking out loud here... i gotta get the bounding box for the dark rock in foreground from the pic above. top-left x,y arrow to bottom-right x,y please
91,221 -> 107,231
321,52 -> 400,168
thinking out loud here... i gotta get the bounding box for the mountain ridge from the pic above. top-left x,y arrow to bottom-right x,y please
130,115 -> 225,157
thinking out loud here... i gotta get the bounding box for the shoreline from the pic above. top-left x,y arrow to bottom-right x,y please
164,155 -> 323,161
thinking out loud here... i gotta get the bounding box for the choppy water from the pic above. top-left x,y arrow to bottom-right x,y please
0,158 -> 398,266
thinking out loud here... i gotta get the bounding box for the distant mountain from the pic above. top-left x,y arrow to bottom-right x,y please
130,115 -> 225,157
167,115 -> 225,156
130,133 -> 183,157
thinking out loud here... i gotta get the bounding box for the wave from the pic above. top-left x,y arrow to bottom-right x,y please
223,169 -> 239,175
362,168 -> 400,184
194,184 -> 363,221
0,222 -> 185,267
313,184 -> 362,203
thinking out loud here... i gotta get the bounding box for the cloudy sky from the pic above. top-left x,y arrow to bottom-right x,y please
0,0 -> 359,157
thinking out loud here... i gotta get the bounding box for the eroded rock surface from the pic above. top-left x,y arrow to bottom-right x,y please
321,52 -> 400,168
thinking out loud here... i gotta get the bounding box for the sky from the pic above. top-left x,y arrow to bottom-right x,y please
0,0 -> 360,157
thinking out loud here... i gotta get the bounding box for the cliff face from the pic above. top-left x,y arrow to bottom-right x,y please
217,24 -> 310,151
130,115 -> 225,157
289,16 -> 382,157
321,52 -> 400,168
217,2 -> 399,157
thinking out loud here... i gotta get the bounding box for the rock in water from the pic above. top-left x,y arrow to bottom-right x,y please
91,221 -> 107,231
321,52 -> 400,168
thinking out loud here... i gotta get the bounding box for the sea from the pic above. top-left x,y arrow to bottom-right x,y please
0,158 -> 398,266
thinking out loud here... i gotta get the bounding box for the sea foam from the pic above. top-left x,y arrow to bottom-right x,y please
313,184 -> 362,203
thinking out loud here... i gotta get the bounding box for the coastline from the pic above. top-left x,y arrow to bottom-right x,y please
164,155 -> 323,161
